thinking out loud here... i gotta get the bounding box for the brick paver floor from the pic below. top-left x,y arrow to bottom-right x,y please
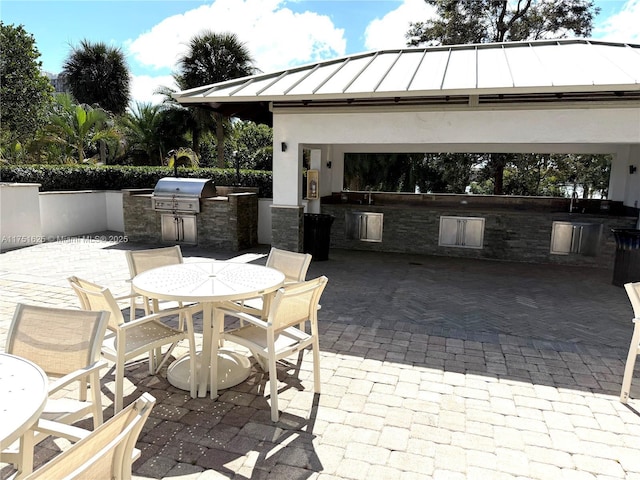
2,234 -> 640,479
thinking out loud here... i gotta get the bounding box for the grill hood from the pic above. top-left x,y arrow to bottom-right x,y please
153,177 -> 215,198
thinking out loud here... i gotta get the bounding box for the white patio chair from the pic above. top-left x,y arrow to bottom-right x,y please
68,276 -> 198,412
620,281 -> 640,403
2,304 -> 109,472
218,276 -> 328,422
228,247 -> 312,319
125,245 -> 185,316
24,393 -> 155,480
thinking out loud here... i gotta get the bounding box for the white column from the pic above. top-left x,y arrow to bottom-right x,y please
612,145 -> 640,208
272,139 -> 301,206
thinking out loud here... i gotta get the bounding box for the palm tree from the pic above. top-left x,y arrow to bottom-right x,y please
119,102 -> 166,165
37,93 -> 120,164
63,40 -> 131,115
174,31 -> 257,168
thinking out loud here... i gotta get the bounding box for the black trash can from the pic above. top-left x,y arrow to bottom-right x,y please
612,228 -> 640,287
304,213 -> 334,261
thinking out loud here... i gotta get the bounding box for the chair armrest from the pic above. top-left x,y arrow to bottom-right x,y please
35,419 -> 91,443
47,360 -> 108,395
119,303 -> 199,330
113,292 -> 138,303
218,307 -> 269,329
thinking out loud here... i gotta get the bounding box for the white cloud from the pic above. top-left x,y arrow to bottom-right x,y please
126,0 -> 346,74
364,0 -> 437,51
594,0 -> 640,43
130,74 -> 176,106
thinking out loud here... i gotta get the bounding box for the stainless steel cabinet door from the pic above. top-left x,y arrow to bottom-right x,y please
439,216 -> 485,249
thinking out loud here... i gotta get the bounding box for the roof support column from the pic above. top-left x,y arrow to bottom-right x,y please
611,144 -> 640,208
271,135 -> 304,251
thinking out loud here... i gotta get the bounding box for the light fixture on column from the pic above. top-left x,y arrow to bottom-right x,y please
631,165 -> 637,174
326,161 -> 332,169
281,142 -> 287,152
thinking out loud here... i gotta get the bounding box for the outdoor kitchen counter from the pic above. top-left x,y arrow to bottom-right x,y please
122,187 -> 259,251
321,192 -> 636,268
324,191 -> 628,215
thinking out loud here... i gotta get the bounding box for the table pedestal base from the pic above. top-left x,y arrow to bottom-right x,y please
167,350 -> 251,393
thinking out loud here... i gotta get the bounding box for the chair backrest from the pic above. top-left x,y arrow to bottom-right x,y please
266,247 -> 312,284
125,246 -> 183,279
68,276 -> 125,331
625,282 -> 640,318
24,393 -> 155,480
6,304 -> 109,378
268,276 -> 328,332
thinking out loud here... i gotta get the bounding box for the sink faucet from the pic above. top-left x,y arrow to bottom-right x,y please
569,191 -> 578,212
367,190 -> 373,205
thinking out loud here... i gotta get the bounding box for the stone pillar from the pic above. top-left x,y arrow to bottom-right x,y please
270,205 -> 304,252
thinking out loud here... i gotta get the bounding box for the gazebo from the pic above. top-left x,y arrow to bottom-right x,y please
174,38 -> 640,252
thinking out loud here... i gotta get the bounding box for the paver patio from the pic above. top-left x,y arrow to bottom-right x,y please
1,234 -> 640,479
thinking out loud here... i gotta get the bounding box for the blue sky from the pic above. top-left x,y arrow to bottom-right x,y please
2,0 -> 639,104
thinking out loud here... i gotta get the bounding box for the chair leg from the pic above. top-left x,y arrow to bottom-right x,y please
90,371 -> 103,428
621,323 -> 640,403
312,338 -> 321,393
114,360 -> 125,413
79,377 -> 88,402
148,351 -> 155,374
269,353 -> 279,422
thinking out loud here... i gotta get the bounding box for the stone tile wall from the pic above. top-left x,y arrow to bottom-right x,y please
271,205 -> 304,252
322,204 -> 636,268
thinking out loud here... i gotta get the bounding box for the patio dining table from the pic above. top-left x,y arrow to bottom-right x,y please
132,261 -> 285,399
0,352 -> 48,478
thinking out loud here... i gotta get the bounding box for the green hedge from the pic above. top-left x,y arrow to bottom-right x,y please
0,165 -> 274,198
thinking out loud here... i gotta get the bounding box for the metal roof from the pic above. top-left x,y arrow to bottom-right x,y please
173,38 -> 640,123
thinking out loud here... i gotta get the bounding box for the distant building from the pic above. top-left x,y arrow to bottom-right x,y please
44,71 -> 70,94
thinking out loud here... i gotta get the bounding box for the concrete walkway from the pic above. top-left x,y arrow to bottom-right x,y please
1,234 -> 640,479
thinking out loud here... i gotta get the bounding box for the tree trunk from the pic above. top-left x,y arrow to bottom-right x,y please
192,128 -> 201,160
491,153 -> 506,195
215,112 -> 225,168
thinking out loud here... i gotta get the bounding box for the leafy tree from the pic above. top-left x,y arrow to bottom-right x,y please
229,121 -> 273,170
0,22 -> 53,162
417,153 -> 478,193
33,93 -> 121,164
407,0 -> 598,45
345,153 -> 421,192
63,40 -> 131,115
468,153 -> 610,198
554,153 -> 611,198
406,0 -> 599,194
174,31 -> 257,168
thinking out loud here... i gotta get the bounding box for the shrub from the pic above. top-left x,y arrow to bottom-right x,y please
0,165 -> 273,197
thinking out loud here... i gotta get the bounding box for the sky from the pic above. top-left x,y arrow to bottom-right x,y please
2,0 -> 639,105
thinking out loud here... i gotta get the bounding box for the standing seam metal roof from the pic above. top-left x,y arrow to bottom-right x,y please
174,38 -> 640,105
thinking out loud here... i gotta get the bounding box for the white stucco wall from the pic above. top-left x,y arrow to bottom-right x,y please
40,191 -> 108,237
271,105 -> 640,207
106,191 -> 124,232
274,106 -> 639,149
0,183 -> 42,251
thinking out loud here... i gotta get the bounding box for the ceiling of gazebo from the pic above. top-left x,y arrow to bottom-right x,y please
173,38 -> 640,124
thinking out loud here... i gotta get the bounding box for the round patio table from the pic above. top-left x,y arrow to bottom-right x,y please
0,352 -> 48,476
132,261 -> 285,398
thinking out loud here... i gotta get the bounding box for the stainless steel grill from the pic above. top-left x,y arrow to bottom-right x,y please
152,177 -> 215,214
151,177 -> 215,244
